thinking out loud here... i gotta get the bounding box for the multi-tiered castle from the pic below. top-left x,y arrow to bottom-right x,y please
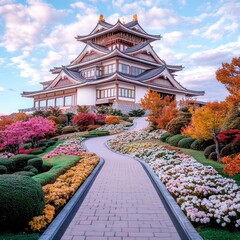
21,14 -> 204,113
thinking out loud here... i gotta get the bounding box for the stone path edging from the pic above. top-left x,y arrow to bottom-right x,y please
105,142 -> 203,240
39,158 -> 105,240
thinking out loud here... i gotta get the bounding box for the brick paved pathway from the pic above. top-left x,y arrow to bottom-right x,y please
61,118 -> 181,240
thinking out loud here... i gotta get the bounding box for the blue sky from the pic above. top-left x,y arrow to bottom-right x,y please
0,0 -> 239,115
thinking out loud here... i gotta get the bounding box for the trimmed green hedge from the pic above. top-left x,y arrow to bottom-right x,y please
0,175 -> 45,231
0,159 -> 15,172
160,132 -> 173,142
204,144 -> 216,158
13,171 -> 35,177
27,158 -> 43,171
166,134 -> 186,146
177,137 -> 195,149
0,165 -> 7,174
10,154 -> 36,169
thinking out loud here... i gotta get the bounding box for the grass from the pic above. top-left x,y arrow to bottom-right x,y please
0,233 -> 40,240
33,155 -> 81,185
37,141 -> 64,158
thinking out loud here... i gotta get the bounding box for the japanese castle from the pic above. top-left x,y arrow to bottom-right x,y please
21,14 -> 204,113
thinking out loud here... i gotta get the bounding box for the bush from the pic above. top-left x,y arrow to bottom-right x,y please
177,137 -> 195,149
61,126 -> 77,134
23,165 -> 35,171
95,114 -> 107,125
209,152 -> 218,161
105,116 -> 120,125
0,158 -> 15,172
228,118 -> 240,130
31,149 -> 44,155
10,154 -> 36,169
0,175 -> 45,231
190,139 -> 214,151
13,171 -> 35,177
220,143 -> 234,158
29,167 -> 39,175
27,158 -> 43,171
111,109 -> 123,116
160,132 -> 173,142
128,109 -> 145,117
0,165 -> 7,174
204,144 -> 216,158
166,134 -> 186,146
232,139 -> 240,154
72,113 -> 96,131
166,116 -> 190,135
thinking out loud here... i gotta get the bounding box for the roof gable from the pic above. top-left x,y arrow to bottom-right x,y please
70,43 -> 109,65
46,69 -> 80,90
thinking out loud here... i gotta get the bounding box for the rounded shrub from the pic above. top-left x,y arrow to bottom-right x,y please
160,132 -> 173,142
0,165 -> 7,174
167,134 -> 186,146
190,139 -> 214,151
29,167 -> 39,175
128,109 -> 145,117
31,149 -> 44,155
209,152 -> 218,161
61,126 -> 77,134
204,144 -> 216,158
166,116 -> 190,135
105,115 -> 120,125
0,174 -> 45,231
220,143 -> 233,158
27,158 -> 43,171
13,171 -> 35,177
0,158 -> 15,172
11,154 -> 36,169
23,165 -> 35,171
177,137 -> 195,149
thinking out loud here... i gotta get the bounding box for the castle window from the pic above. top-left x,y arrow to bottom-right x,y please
131,66 -> 144,76
64,96 -> 72,106
56,97 -> 63,107
119,63 -> 130,74
97,88 -> 115,99
104,64 -> 116,75
40,100 -> 46,107
118,87 -> 135,99
47,99 -> 54,107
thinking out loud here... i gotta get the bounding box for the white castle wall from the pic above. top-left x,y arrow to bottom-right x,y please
77,86 -> 96,105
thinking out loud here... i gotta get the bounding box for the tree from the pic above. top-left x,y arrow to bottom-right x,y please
183,101 -> 229,161
12,113 -> 29,122
47,107 -> 62,117
0,116 -> 14,131
0,117 -> 55,153
140,89 -> 177,125
216,56 -> 240,104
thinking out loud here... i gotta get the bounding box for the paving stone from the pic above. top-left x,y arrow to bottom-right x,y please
60,118 -> 180,240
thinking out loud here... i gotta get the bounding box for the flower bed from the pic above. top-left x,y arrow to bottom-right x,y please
97,123 -> 129,134
42,138 -> 85,159
29,153 -> 99,231
108,132 -> 240,230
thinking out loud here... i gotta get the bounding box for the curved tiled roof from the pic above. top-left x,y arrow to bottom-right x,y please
118,66 -> 166,82
123,41 -> 150,54
76,21 -> 161,42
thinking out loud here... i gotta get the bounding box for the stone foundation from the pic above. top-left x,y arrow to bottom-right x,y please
112,101 -> 142,114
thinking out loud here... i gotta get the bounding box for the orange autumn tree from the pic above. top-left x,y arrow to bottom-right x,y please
222,154 -> 240,176
183,101 -> 229,161
216,56 -> 240,104
0,116 -> 14,131
12,113 -> 29,122
140,89 -> 178,127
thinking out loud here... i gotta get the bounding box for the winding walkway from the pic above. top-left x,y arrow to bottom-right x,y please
61,118 -> 181,240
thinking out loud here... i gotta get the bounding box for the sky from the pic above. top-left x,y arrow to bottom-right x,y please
0,0 -> 239,115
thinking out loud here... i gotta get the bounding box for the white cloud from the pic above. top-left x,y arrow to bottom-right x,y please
0,0 -> 14,5
162,31 -> 184,46
112,0 -> 125,8
187,44 -> 202,48
0,0 -> 67,52
0,58 -> 4,65
0,86 -> 5,92
189,38 -> 240,66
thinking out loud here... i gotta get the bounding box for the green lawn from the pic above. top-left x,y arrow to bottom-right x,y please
33,155 -> 81,185
0,233 -> 40,240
